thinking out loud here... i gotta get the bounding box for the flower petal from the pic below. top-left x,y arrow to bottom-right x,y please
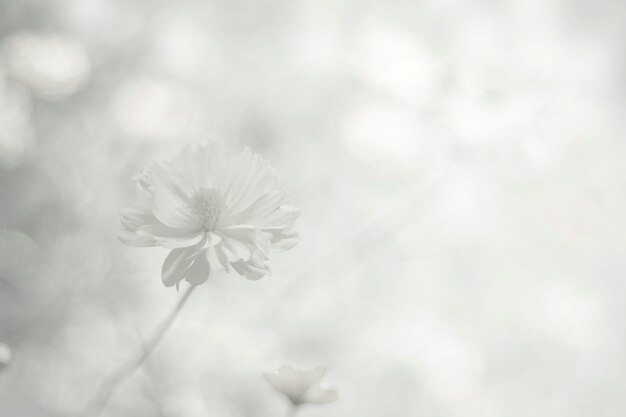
260,206 -> 301,250
118,207 -> 159,246
185,250 -> 211,285
220,226 -> 271,258
207,245 -> 230,272
206,232 -> 222,247
264,225 -> 299,251
225,189 -> 286,227
263,366 -> 310,404
118,230 -> 158,247
231,260 -> 269,280
263,205 -> 301,229
173,142 -> 226,190
213,226 -> 272,279
224,149 -> 280,214
217,235 -> 253,261
303,386 -> 339,404
139,224 -> 203,248
149,163 -> 199,229
263,366 -> 338,406
162,247 -> 194,287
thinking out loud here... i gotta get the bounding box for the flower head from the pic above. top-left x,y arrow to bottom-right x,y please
263,365 -> 339,406
119,142 -> 299,288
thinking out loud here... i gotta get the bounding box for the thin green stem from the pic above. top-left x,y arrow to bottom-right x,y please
85,285 -> 196,416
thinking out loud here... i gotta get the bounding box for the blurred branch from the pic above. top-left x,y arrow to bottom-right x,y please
84,284 -> 197,417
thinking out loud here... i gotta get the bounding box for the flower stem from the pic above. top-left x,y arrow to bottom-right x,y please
85,284 -> 196,416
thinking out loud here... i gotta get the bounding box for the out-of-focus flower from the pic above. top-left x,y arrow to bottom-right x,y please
0,228 -> 41,280
341,100 -> 448,177
119,142 -> 299,288
61,0 -> 143,46
2,31 -> 90,98
263,366 -> 339,406
0,343 -> 11,371
110,76 -> 198,141
352,25 -> 442,106
0,68 -> 34,169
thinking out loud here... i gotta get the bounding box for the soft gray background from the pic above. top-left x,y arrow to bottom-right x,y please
1,0 -> 625,416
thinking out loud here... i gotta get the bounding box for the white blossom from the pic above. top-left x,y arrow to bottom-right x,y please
119,142 -> 299,288
2,32 -> 90,98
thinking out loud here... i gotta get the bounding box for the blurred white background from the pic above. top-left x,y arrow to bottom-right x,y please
1,0 -> 625,416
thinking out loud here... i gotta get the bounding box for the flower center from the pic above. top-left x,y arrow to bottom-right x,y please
190,188 -> 223,230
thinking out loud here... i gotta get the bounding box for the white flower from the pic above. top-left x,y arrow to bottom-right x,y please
263,365 -> 339,406
119,142 -> 299,288
0,343 -> 11,371
2,32 -> 90,98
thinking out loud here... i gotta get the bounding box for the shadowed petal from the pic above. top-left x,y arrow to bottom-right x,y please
185,250 -> 211,285
231,260 -> 269,280
217,235 -> 253,261
162,247 -> 194,287
207,244 -> 230,272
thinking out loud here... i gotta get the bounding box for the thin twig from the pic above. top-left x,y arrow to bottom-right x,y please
85,284 -> 196,416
